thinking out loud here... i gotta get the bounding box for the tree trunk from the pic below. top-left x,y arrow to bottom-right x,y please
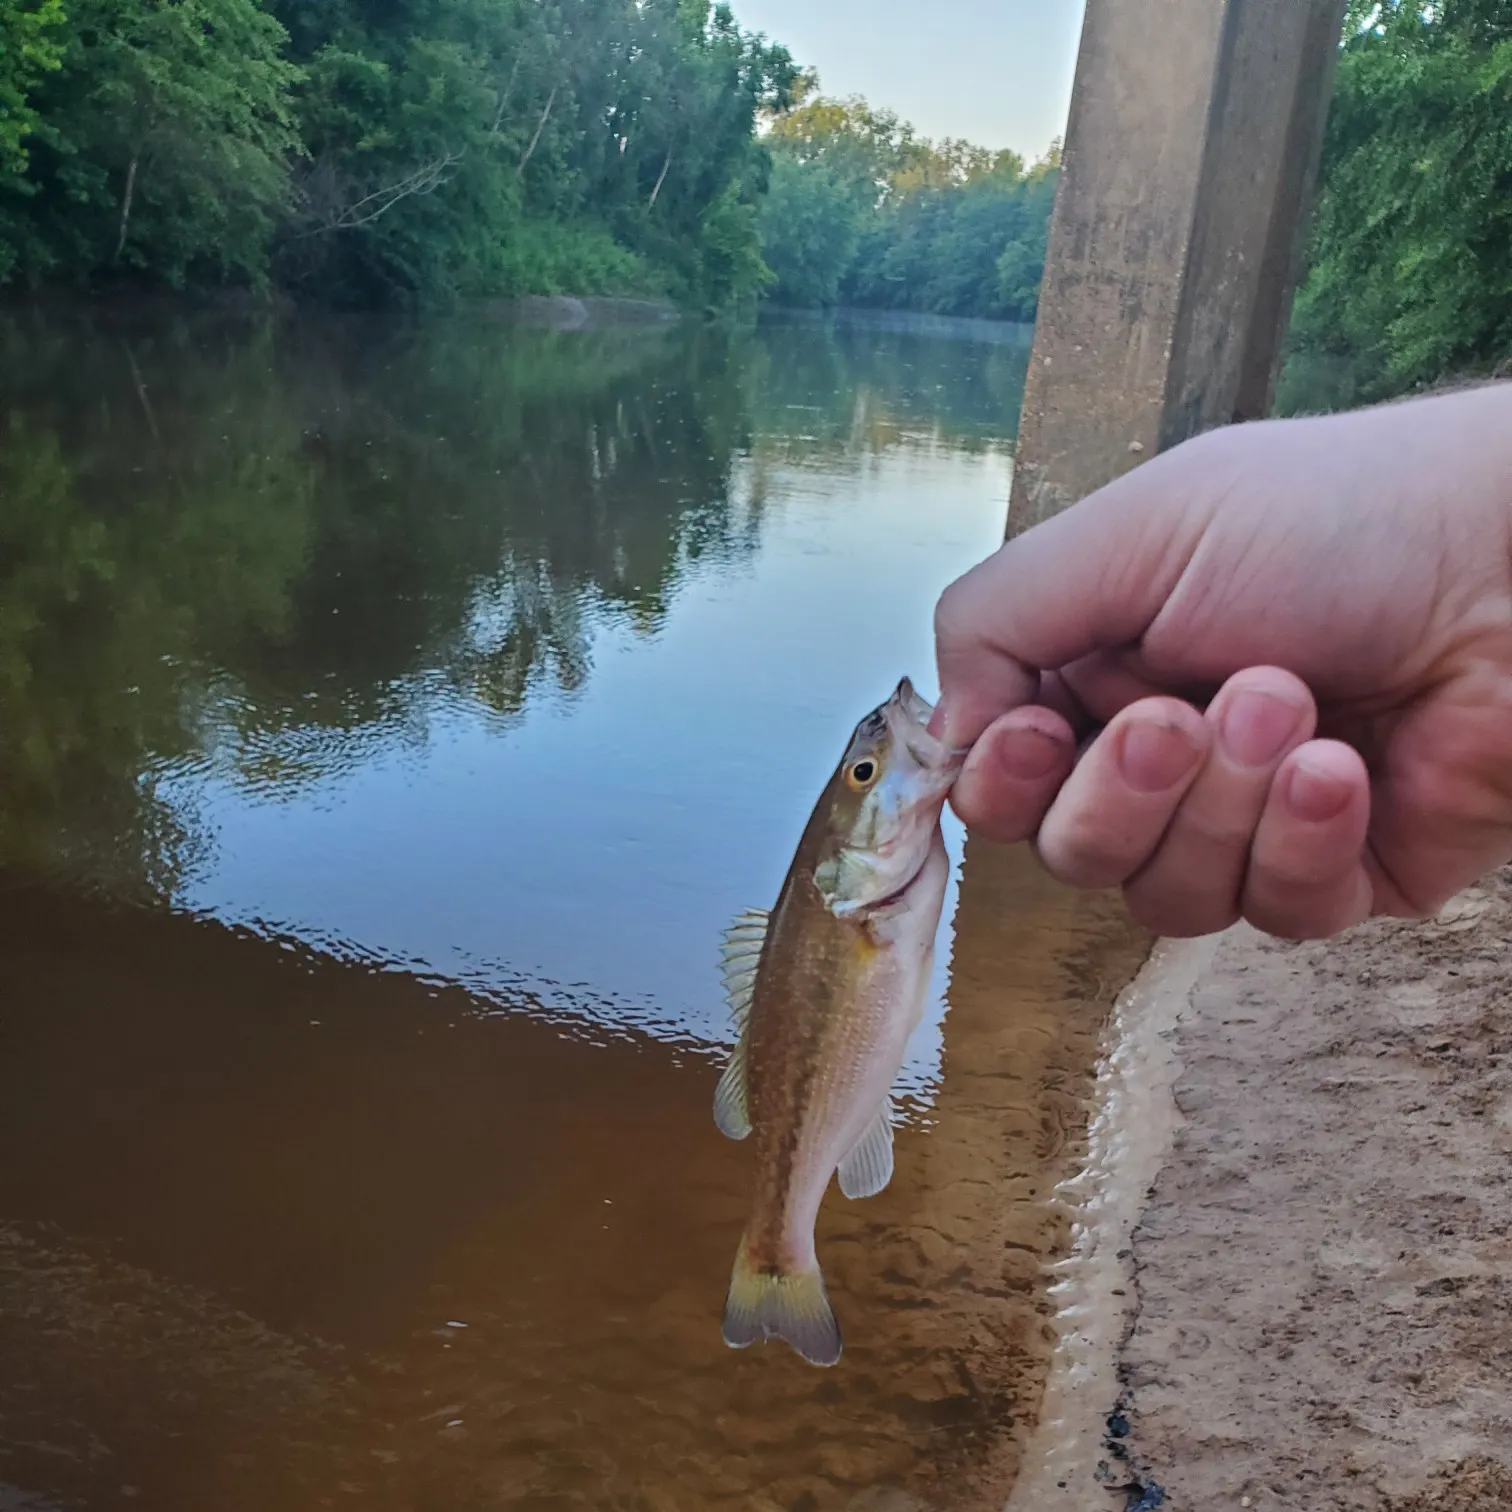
517,87 -> 557,175
491,53 -> 522,134
649,145 -> 672,208
114,156 -> 138,261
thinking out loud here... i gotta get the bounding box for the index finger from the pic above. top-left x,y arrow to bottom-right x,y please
930,455 -> 1210,746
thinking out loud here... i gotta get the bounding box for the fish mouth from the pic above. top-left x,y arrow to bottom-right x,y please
886,676 -> 967,773
893,676 -> 934,726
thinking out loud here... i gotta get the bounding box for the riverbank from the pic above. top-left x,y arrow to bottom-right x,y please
482,294 -> 682,329
2,286 -> 683,328
1109,873 -> 1512,1510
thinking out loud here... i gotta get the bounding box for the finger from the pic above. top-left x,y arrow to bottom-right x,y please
1037,651 -> 1219,741
1035,697 -> 1211,889
1035,670 -> 1095,732
1059,647 -> 1222,726
1365,679 -> 1512,918
1122,668 -> 1316,937
948,706 -> 1079,844
931,464 -> 1209,745
1241,741 -> 1373,939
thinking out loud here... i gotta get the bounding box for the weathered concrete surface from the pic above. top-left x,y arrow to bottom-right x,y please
1007,0 -> 1347,538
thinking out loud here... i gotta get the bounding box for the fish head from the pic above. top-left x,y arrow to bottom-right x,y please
812,677 -> 966,918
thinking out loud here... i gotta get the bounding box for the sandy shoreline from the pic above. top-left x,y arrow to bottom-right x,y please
1102,870 -> 1512,1511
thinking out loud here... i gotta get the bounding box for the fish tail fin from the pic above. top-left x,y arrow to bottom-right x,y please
721,1236 -> 841,1367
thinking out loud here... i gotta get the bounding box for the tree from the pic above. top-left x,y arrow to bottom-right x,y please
758,151 -> 868,306
0,0 -> 795,308
1287,0 -> 1512,397
759,85 -> 1058,321
11,0 -> 302,286
0,0 -> 63,181
0,0 -> 63,277
267,0 -> 794,307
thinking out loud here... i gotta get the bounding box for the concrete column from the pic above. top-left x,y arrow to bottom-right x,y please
1007,0 -> 1348,539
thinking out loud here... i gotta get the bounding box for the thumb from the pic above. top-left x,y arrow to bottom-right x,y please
931,462 -> 1204,746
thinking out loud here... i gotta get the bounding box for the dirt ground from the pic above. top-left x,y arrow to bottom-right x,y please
1117,869 -> 1512,1512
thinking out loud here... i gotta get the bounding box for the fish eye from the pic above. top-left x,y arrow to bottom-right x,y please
845,757 -> 880,791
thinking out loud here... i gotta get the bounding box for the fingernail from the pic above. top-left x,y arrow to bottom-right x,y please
1285,758 -> 1352,822
1118,719 -> 1201,793
1220,689 -> 1304,767
995,726 -> 1069,782
926,700 -> 949,740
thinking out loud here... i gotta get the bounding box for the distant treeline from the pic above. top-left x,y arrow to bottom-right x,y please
757,86 -> 1059,324
0,0 -> 1059,319
756,1 -> 1512,395
0,0 -> 797,309
3,0 -> 1511,390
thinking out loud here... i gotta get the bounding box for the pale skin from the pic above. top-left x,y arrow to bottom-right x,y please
929,381 -> 1512,941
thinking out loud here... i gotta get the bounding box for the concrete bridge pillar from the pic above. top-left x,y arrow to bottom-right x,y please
1007,0 -> 1349,538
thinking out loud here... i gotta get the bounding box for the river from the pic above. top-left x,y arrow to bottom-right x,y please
0,305 -> 1149,1511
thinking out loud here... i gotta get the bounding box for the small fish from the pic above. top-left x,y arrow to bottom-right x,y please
713,676 -> 965,1367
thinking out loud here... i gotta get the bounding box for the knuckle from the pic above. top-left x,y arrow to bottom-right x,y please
956,788 -> 1043,847
1244,865 -> 1366,940
1253,842 -> 1348,896
1243,892 -> 1337,940
1124,879 -> 1239,939
933,572 -> 976,645
1185,803 -> 1265,853
1040,812 -> 1150,888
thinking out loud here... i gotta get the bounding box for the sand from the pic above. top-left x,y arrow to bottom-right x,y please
1113,869 -> 1512,1511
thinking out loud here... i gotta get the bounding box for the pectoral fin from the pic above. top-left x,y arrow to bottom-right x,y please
837,1099 -> 894,1199
713,1042 -> 750,1140
713,908 -> 768,1141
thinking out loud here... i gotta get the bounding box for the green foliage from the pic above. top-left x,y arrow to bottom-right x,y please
0,0 -> 795,308
7,0 -> 303,287
0,0 -> 63,278
757,151 -> 868,307
1286,0 -> 1512,400
0,0 -> 64,185
758,93 -> 1057,321
484,217 -> 661,301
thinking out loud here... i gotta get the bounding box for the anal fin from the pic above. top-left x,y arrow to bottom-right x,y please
837,1100 -> 894,1199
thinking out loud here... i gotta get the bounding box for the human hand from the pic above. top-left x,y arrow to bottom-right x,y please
931,382 -> 1512,939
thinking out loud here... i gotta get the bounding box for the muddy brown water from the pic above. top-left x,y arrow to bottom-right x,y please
0,307 -> 1149,1511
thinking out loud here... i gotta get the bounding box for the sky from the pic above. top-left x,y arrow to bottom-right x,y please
729,0 -> 1087,161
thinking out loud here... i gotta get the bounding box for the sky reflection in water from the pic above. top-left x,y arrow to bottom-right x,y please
2,308 -> 1030,1094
